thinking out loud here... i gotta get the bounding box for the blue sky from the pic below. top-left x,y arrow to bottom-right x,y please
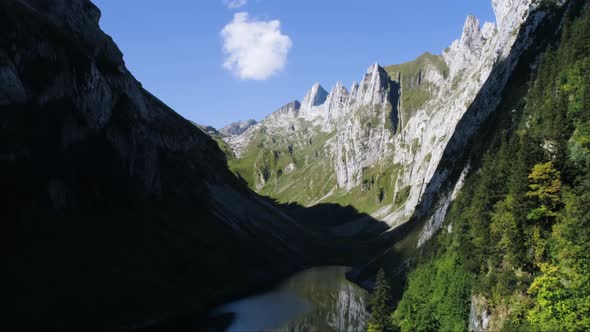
93,0 -> 495,129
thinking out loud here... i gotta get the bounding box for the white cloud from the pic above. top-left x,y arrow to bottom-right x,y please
224,0 -> 247,9
221,12 -> 292,80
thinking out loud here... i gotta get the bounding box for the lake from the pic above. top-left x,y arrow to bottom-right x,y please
214,266 -> 369,331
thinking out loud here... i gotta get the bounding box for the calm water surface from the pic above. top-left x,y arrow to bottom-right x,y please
214,266 -> 369,331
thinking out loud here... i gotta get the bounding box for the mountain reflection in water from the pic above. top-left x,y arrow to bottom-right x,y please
215,266 -> 369,331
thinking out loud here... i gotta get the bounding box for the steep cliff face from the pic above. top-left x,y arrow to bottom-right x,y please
413,0 -> 571,246
1,0 -> 319,330
225,0 -> 548,234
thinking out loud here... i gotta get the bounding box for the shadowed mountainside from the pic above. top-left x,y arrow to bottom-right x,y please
0,1 -> 393,330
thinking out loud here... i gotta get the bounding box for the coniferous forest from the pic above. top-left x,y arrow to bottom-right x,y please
370,5 -> 590,332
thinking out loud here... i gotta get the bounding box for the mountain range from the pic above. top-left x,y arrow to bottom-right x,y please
221,0 -> 547,240
2,0 -> 588,331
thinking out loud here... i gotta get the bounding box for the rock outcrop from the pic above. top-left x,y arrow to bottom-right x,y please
219,119 -> 258,136
302,83 -> 329,111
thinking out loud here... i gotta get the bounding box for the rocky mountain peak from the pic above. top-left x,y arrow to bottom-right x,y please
262,100 -> 302,126
219,119 -> 258,136
443,11 -> 500,78
325,82 -> 350,114
270,100 -> 301,119
330,81 -> 349,96
350,81 -> 360,98
302,83 -> 329,110
283,100 -> 302,112
357,63 -> 390,105
366,63 -> 388,79
460,15 -> 484,52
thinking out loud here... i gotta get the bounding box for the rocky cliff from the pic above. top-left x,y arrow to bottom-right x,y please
224,0 -> 561,243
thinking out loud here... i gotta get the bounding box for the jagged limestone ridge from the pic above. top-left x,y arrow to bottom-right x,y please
225,0 -> 541,232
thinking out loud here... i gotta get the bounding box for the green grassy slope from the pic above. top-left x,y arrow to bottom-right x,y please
385,52 -> 449,124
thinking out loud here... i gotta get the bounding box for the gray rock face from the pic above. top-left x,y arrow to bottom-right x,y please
413,0 -> 567,245
219,119 -> 258,136
357,63 -> 391,106
302,83 -> 329,111
274,100 -> 301,118
469,295 -> 491,332
330,64 -> 395,190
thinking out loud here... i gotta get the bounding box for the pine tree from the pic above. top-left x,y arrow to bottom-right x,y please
368,268 -> 394,332
468,153 -> 497,263
490,195 -> 522,268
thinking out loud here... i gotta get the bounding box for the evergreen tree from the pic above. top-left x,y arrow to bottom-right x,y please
467,153 -> 497,264
490,195 -> 522,268
368,269 -> 394,332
